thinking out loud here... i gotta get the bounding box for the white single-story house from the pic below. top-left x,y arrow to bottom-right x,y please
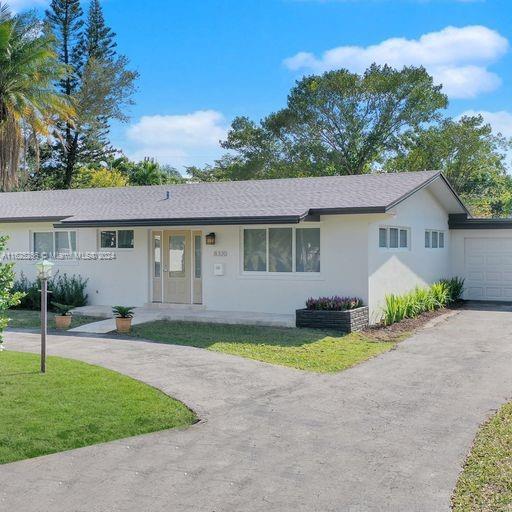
1,170 -> 511,323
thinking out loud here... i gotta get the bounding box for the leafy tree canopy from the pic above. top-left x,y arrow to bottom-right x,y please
189,64 -> 448,181
72,166 -> 128,188
385,115 -> 512,217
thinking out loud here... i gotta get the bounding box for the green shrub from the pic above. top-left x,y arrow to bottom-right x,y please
51,273 -> 88,308
0,236 -> 25,347
12,273 -> 40,310
439,277 -> 465,303
382,277 -> 463,326
12,272 -> 88,311
430,282 -> 450,308
383,294 -> 408,325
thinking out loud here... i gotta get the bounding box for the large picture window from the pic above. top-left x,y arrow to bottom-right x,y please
33,231 -> 77,256
243,227 -> 320,273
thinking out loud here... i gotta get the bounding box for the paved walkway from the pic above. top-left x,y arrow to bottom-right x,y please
70,304 -> 295,333
2,305 -> 512,511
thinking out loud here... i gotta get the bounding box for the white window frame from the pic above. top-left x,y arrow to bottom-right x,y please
378,226 -> 411,251
425,229 -> 446,249
240,225 -> 321,276
31,230 -> 78,256
98,229 -> 135,250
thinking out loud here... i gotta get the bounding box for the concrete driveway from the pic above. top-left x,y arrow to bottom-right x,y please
1,305 -> 512,512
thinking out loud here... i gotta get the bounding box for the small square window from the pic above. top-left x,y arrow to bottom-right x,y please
379,228 -> 388,248
389,228 -> 399,249
439,232 -> 445,248
118,230 -> 134,249
399,229 -> 408,248
425,231 -> 431,248
101,231 -> 117,248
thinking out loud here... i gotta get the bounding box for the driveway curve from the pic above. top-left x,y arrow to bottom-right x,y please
2,305 -> 512,512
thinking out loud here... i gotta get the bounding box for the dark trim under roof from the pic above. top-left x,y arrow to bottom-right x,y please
0,216 -> 69,224
449,214 -> 512,230
53,214 -> 315,228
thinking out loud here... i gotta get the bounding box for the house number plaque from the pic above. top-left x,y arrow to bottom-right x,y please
213,250 -> 228,257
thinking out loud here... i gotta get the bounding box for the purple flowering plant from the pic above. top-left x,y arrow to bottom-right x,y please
305,296 -> 363,311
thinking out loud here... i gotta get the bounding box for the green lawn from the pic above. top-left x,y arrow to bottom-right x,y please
0,351 -> 196,465
6,309 -> 102,330
129,321 -> 397,373
452,401 -> 512,511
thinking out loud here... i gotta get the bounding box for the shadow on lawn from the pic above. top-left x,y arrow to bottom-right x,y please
127,320 -> 342,349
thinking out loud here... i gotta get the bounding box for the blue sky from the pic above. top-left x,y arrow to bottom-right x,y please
9,0 -> 512,170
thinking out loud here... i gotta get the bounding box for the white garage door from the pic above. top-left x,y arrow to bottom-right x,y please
464,238 -> 512,300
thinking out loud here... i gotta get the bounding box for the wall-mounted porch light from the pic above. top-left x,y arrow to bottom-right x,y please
205,233 -> 216,245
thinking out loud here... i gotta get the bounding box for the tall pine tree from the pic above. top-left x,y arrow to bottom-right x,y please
45,0 -> 84,188
42,0 -> 137,189
82,0 -> 116,61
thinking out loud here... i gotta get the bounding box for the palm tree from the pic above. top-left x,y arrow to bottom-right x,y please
0,3 -> 73,191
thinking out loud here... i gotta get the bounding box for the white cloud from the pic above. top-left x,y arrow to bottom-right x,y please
6,0 -> 48,10
284,25 -> 508,98
125,110 -> 228,169
459,110 -> 512,138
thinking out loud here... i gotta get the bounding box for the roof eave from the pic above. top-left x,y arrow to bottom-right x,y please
53,214 -> 307,228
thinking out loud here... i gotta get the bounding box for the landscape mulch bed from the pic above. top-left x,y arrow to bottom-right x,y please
363,304 -> 463,342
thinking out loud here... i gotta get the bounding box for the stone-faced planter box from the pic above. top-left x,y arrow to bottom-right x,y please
296,306 -> 369,333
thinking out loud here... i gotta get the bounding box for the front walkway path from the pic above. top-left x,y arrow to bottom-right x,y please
70,305 -> 295,333
2,305 -> 512,511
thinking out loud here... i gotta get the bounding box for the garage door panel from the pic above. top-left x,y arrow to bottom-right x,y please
466,287 -> 484,299
467,256 -> 485,266
486,255 -> 502,266
464,237 -> 512,302
468,271 -> 484,281
486,287 -> 503,298
486,271 -> 502,282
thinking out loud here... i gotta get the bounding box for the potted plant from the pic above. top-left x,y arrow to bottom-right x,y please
112,306 -> 135,333
52,302 -> 73,330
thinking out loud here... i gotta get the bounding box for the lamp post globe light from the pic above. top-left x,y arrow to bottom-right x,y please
36,259 -> 54,373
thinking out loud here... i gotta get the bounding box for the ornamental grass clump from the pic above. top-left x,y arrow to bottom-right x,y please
383,277 -> 464,326
306,296 -> 363,311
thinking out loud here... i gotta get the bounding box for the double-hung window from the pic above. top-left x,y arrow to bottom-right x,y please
243,227 -> 320,273
425,230 -> 445,249
379,227 -> 409,250
33,231 -> 77,256
100,229 -> 134,249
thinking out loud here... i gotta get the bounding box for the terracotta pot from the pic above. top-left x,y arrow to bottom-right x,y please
116,317 -> 132,333
55,315 -> 72,330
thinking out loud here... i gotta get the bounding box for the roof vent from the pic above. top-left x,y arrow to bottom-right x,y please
165,191 -> 170,200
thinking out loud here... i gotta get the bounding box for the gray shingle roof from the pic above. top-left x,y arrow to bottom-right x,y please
0,171 -> 454,226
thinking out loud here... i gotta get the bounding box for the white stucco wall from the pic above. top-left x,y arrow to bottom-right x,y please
1,223 -> 150,307
1,217 -> 371,314
0,189 -> 454,320
201,215 -> 372,315
367,187 -> 451,322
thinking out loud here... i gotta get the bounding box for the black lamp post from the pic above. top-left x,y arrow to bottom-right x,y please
36,259 -> 54,374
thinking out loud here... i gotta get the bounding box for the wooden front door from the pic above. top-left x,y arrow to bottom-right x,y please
163,230 -> 191,304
